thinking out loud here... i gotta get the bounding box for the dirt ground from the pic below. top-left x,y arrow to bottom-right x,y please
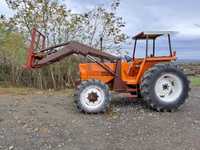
0,87 -> 199,150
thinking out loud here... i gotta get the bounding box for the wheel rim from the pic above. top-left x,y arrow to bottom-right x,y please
80,85 -> 105,110
155,73 -> 183,103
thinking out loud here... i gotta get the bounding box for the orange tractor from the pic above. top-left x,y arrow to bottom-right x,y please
24,28 -> 189,113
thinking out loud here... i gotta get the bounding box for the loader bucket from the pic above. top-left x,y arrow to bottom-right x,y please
23,28 -> 46,69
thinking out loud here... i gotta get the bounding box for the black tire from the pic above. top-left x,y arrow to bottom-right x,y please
140,63 -> 190,111
74,79 -> 111,113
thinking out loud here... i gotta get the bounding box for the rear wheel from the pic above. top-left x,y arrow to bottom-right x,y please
141,63 -> 189,111
74,79 -> 111,113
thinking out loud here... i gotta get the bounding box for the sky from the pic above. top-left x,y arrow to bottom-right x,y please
0,0 -> 200,59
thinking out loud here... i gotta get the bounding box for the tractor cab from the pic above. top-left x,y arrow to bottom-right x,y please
120,32 -> 177,85
132,31 -> 176,59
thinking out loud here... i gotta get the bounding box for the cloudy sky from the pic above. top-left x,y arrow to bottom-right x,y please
1,0 -> 200,59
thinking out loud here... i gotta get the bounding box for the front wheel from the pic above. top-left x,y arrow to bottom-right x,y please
141,63 -> 190,111
74,79 -> 111,113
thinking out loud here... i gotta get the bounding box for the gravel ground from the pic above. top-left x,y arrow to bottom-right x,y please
0,87 -> 199,150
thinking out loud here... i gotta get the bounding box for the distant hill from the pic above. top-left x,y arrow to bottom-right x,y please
176,59 -> 200,64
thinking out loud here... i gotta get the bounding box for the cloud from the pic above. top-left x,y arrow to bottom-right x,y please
0,0 -> 15,17
2,0 -> 200,37
64,0 -> 110,13
117,0 -> 200,36
116,0 -> 200,59
1,0 -> 200,59
64,0 -> 200,37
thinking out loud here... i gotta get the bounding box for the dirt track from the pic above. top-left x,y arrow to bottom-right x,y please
0,87 -> 199,150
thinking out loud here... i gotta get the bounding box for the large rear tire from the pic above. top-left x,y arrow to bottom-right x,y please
140,63 -> 190,111
74,79 -> 111,113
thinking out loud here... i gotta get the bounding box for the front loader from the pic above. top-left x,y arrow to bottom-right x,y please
24,28 -> 190,113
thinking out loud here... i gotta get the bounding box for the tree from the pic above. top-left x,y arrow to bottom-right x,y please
6,0 -> 127,48
4,0 -> 128,89
78,0 -> 128,53
0,19 -> 26,84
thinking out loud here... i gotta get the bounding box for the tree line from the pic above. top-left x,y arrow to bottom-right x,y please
0,0 -> 128,89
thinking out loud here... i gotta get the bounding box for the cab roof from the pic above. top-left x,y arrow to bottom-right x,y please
133,31 -> 176,40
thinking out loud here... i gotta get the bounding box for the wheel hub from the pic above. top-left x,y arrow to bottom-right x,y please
80,85 -> 105,109
162,84 -> 169,90
155,73 -> 183,103
160,82 -> 173,97
87,92 -> 99,103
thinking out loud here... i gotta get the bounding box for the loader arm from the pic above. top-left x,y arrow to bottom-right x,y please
35,41 -> 118,67
23,28 -> 119,69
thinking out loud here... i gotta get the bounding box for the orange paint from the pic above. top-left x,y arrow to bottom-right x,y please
79,54 -> 176,85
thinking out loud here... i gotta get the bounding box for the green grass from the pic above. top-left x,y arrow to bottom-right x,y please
0,86 -> 74,96
190,76 -> 200,86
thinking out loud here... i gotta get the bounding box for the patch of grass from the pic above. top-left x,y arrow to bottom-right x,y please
53,89 -> 74,96
189,76 -> 200,86
0,86 -> 74,96
0,86 -> 38,95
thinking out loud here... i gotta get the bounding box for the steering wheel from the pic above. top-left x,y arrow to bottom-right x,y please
124,55 -> 132,62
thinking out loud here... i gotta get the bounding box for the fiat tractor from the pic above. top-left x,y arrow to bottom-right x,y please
24,28 -> 189,113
